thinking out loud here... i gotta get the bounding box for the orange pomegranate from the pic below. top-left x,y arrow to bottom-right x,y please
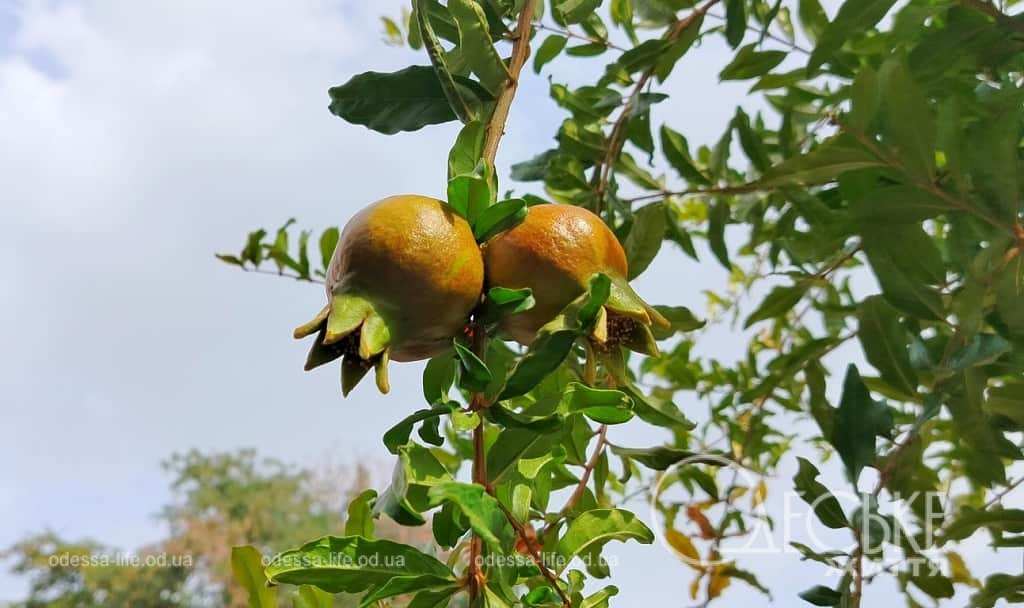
294,195 -> 484,395
483,203 -> 667,354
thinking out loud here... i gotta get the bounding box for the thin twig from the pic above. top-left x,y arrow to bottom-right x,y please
624,182 -> 767,204
497,501 -> 572,607
595,0 -> 722,215
236,266 -> 324,284
482,2 -> 537,168
705,11 -> 811,55
541,424 -> 609,536
533,22 -> 627,52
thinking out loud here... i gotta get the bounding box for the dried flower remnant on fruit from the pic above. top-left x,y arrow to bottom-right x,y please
294,195 -> 484,396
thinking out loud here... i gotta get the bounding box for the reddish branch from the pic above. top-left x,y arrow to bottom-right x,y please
482,2 -> 537,169
595,0 -> 723,215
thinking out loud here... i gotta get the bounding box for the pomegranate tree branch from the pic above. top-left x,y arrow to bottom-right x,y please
497,501 -> 571,607
543,424 -> 608,536
482,2 -> 537,168
595,0 -> 722,214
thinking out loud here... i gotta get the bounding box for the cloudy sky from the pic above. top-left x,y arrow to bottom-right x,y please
0,0 -> 1016,604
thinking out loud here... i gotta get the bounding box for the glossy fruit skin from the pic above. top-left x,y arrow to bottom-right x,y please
327,195 -> 484,361
483,203 -> 629,345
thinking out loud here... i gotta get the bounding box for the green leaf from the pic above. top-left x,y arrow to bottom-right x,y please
448,160 -> 493,222
797,0 -> 828,42
555,509 -> 654,574
609,444 -> 717,470
560,383 -> 635,424
760,133 -> 883,187
428,482 -> 515,552
534,34 -> 568,73
375,444 -> 454,524
986,382 -> 1024,427
792,458 -> 849,529
807,0 -> 898,72
360,578 -> 459,608
943,507 -> 1024,542
231,546 -> 277,608
454,340 -> 493,392
947,333 -> 1011,372
708,200 -> 731,270
862,224 -> 945,320
946,369 -> 1014,487
970,574 -> 1024,608
661,125 -> 711,185
487,427 -> 561,483
344,489 -> 377,538
857,296 -> 918,395
621,385 -> 696,429
474,198 -> 528,242
829,364 -> 893,482
448,120 -> 486,179
499,274 -> 611,400
733,107 -> 770,172
328,65 -> 492,134
318,228 -> 339,273
878,55 -> 935,179
623,202 -> 666,279
423,352 -> 456,406
720,44 -> 787,80
744,283 -> 808,328
654,13 -> 704,81
724,0 -> 747,47
418,1 -> 479,124
383,404 -> 453,454
798,585 -> 842,606
848,184 -> 953,224
265,536 -> 454,593
408,586 -> 460,608
581,585 -> 619,608
295,585 -> 334,608
650,305 -> 704,339
449,0 -> 508,95
552,0 -> 602,25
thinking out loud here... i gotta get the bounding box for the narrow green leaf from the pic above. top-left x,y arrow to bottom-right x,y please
623,202 -> 666,279
266,536 -> 454,593
344,489 -> 377,538
661,125 -> 711,185
829,364 -> 893,483
231,546 -> 277,608
428,482 -> 515,552
720,44 -> 787,80
792,458 -> 849,529
454,340 -> 493,392
328,66 -> 492,134
857,296 -> 918,395
474,198 -> 528,242
807,0 -> 898,72
744,283 -> 808,328
555,509 -> 654,574
725,0 -> 747,47
449,0 -> 508,95
534,34 -> 568,73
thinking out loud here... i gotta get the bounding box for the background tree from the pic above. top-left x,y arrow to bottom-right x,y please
4,450 -> 426,607
219,0 -> 1024,606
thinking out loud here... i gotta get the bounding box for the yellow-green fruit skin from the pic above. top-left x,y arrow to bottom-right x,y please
483,203 -> 629,345
327,195 -> 484,361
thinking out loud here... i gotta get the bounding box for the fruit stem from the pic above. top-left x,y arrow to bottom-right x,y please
481,0 -> 536,170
